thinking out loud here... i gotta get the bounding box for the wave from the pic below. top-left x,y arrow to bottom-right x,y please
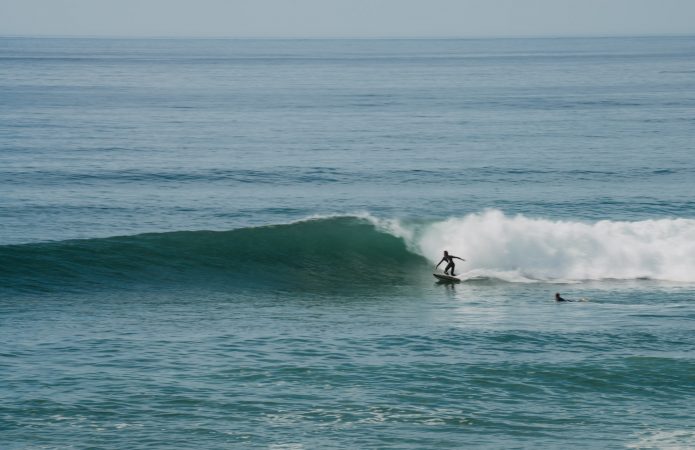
0,216 -> 427,294
3,210 -> 695,294
393,210 -> 695,283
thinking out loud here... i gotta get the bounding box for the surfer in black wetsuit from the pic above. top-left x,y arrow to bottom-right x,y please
435,250 -> 465,276
555,292 -> 570,302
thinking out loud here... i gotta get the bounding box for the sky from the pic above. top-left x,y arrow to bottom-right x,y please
1,0 -> 694,38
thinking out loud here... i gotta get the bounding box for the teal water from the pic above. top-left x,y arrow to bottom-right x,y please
1,37 -> 695,449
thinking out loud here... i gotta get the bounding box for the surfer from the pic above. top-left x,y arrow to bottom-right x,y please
555,292 -> 570,302
435,250 -> 465,276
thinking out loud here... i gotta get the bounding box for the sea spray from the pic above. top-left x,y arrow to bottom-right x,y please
390,210 -> 695,282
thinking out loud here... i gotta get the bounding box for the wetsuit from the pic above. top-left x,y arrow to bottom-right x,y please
443,255 -> 456,275
436,253 -> 465,276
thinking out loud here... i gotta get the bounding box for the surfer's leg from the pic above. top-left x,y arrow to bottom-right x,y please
446,262 -> 455,275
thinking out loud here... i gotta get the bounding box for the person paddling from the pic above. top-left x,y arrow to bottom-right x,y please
435,250 -> 465,276
555,292 -> 571,302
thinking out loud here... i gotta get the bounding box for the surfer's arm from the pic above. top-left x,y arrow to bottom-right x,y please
435,258 -> 444,268
453,256 -> 466,261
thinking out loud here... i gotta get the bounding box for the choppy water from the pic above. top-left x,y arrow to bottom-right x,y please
1,37 -> 695,449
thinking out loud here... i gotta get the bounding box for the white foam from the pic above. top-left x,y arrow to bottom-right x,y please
626,429 -> 695,449
383,210 -> 695,283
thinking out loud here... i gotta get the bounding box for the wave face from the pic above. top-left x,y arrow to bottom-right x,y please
4,210 -> 695,294
0,217 -> 426,294
399,210 -> 695,283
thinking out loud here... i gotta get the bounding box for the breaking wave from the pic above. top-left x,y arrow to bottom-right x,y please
390,210 -> 695,283
2,210 -> 695,294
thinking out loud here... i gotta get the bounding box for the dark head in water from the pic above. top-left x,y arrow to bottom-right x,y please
555,292 -> 567,302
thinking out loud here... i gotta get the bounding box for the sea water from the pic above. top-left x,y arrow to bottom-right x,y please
1,37 -> 694,449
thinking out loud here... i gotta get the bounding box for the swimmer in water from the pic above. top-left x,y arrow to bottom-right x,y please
555,293 -> 570,302
435,250 -> 466,276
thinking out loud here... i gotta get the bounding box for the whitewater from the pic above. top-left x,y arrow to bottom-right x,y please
385,210 -> 695,283
2,37 -> 695,449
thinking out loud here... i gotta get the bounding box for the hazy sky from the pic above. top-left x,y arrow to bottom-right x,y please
1,0 -> 694,38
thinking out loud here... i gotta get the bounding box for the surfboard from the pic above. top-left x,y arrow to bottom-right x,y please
433,273 -> 461,282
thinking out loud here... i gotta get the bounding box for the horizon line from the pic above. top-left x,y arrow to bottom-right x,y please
2,32 -> 694,41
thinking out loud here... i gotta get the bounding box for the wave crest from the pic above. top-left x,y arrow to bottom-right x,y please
401,210 -> 695,283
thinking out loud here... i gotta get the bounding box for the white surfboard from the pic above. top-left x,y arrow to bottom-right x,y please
433,273 -> 461,282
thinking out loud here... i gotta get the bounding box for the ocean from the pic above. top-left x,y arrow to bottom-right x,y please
1,36 -> 694,449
